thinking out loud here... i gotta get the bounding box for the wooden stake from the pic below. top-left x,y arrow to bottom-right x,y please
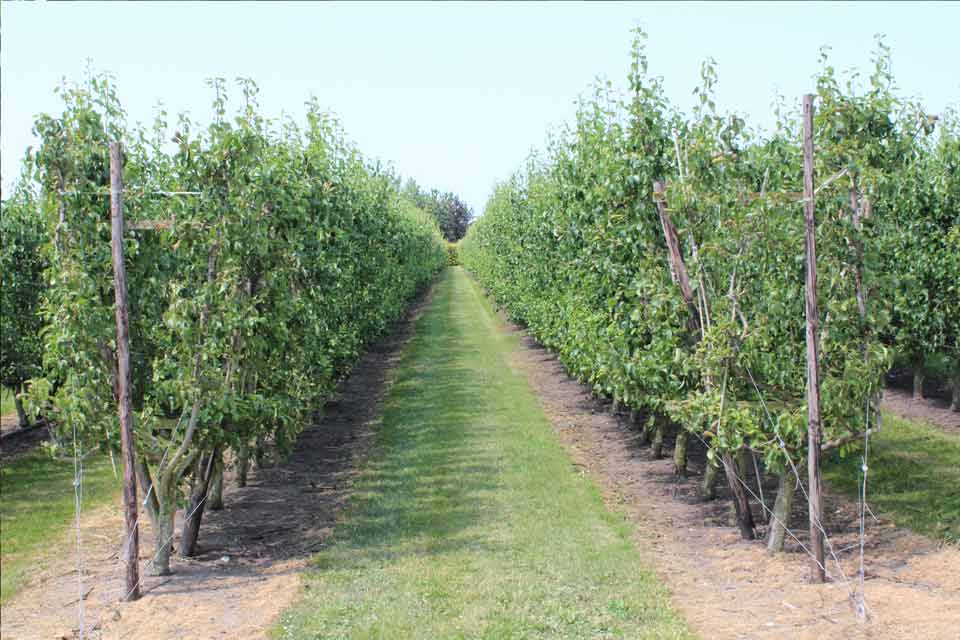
652,181 -> 698,325
802,95 -> 825,583
110,142 -> 141,601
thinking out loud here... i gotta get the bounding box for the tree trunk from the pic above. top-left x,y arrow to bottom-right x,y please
913,363 -> 925,401
135,456 -> 181,575
951,359 -> 960,412
633,411 -> 650,446
722,452 -> 755,540
701,459 -> 719,500
736,447 -> 749,481
651,416 -> 666,460
14,395 -> 29,429
151,491 -> 177,576
673,429 -> 689,478
135,457 -> 160,530
208,453 -> 224,511
254,436 -> 267,470
179,451 -> 216,557
236,443 -> 250,488
765,470 -> 796,554
637,427 -> 650,446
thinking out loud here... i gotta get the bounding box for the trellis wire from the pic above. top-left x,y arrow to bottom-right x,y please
743,367 -> 866,611
72,420 -> 86,639
120,493 -> 209,603
58,189 -> 202,197
856,398 -> 873,621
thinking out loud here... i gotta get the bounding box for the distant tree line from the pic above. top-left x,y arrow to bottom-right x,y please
403,179 -> 473,242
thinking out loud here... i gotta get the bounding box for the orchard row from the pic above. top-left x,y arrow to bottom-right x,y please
1,75 -> 446,576
461,33 -> 959,549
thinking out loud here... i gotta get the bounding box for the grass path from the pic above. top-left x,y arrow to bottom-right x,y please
275,268 -> 692,639
0,451 -> 119,604
825,414 -> 960,543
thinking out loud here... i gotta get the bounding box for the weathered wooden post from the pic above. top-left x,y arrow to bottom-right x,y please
109,141 -> 141,601
802,95 -> 826,583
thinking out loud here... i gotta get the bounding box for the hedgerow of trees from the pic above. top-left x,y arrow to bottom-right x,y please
7,73 -> 445,575
402,179 -> 473,241
1,177 -> 46,428
461,33 -> 959,548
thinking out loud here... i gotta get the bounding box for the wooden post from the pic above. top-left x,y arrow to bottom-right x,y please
110,142 -> 141,601
652,181 -> 698,326
802,95 -> 825,583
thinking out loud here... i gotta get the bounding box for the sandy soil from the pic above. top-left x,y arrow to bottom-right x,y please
504,323 -> 960,640
0,285 -> 435,640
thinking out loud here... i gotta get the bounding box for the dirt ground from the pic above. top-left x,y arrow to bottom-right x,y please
1,411 -> 18,433
881,387 -> 960,434
0,285 -> 435,640
504,323 -> 960,640
2,284 -> 957,639
0,422 -> 50,461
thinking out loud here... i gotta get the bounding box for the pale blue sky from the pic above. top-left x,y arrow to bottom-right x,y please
2,1 -> 958,214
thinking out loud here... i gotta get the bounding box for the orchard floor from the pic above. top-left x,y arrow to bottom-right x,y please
502,315 -> 960,639
881,387 -> 960,435
0,283 -> 436,640
2,267 -> 957,639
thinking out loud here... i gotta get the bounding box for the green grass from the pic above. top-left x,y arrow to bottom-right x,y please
275,268 -> 692,639
0,449 -> 120,604
1,387 -> 15,416
825,414 -> 960,543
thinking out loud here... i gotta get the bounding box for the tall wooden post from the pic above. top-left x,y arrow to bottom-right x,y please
802,95 -> 826,583
110,142 -> 141,601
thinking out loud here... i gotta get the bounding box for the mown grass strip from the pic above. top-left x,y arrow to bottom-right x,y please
825,413 -> 960,543
0,449 -> 119,604
275,267 -> 692,639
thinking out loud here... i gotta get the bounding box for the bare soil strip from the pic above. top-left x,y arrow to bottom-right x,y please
882,387 -> 960,434
503,322 -> 960,640
1,422 -> 52,462
0,285 -> 435,640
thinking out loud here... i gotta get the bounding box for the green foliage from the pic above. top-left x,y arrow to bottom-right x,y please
402,179 -> 473,241
445,241 -> 459,266
22,72 -> 445,561
0,180 -> 46,401
462,32 -> 955,473
883,108 -> 960,383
